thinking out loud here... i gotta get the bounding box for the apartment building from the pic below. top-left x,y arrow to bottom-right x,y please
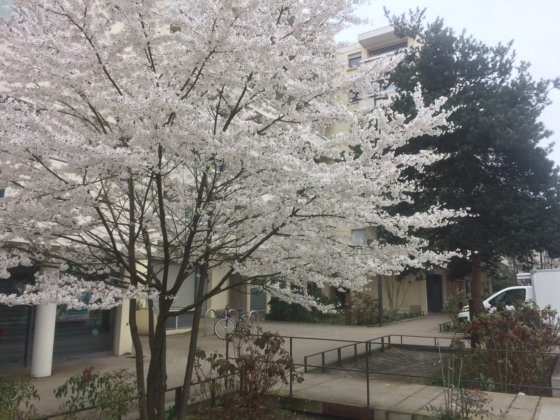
338,26 -> 412,104
334,27 -> 456,317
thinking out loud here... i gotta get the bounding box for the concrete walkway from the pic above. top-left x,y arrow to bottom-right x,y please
261,316 -> 560,419
4,314 -> 560,418
278,371 -> 560,419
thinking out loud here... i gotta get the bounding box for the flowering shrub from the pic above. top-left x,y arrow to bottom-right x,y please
464,303 -> 559,393
54,367 -> 137,419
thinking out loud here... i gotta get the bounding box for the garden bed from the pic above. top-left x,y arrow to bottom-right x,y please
338,346 -> 559,397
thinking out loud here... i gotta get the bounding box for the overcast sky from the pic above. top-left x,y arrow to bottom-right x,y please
338,0 -> 560,166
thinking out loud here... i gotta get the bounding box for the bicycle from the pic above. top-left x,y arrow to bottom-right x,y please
214,305 -> 251,339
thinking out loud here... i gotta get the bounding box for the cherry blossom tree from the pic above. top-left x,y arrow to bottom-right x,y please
0,1 -> 458,418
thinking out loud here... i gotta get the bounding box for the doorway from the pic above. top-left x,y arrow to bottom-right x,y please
426,274 -> 443,313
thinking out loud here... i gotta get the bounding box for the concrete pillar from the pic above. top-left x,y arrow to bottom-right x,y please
113,299 -> 133,356
31,303 -> 57,377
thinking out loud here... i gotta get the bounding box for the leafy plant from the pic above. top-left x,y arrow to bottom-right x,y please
268,297 -> 343,324
352,291 -> 379,325
463,303 -> 559,393
268,298 -> 317,322
352,290 -> 422,326
444,289 -> 468,324
427,350 -> 490,419
54,367 -> 137,419
0,376 -> 39,419
479,373 -> 496,392
192,329 -> 303,418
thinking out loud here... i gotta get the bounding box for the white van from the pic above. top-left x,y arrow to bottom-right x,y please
458,269 -> 560,321
457,286 -> 533,321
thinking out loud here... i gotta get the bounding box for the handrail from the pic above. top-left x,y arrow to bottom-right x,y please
302,334 -> 464,364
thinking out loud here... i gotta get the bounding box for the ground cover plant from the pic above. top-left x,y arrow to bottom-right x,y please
0,376 -> 39,420
54,368 -> 137,419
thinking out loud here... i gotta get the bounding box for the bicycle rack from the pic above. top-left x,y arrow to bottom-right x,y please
227,308 -> 240,318
205,308 -> 262,336
204,308 -> 219,336
248,310 -> 260,331
228,308 -> 261,332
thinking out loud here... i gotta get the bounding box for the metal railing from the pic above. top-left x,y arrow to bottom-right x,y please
301,334 -> 462,376
34,331 -> 560,418
295,333 -> 560,400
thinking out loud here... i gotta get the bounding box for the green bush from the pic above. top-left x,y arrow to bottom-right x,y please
54,367 -> 137,419
355,304 -> 421,325
0,376 -> 39,419
464,303 -> 559,393
267,298 -> 317,322
444,289 -> 468,324
267,297 -> 343,324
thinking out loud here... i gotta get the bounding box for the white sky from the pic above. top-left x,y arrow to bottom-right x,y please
338,0 -> 560,166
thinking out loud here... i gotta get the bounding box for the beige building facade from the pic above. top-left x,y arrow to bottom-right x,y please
334,27 -> 451,317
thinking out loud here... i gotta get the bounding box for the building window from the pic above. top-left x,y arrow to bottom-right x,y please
0,189 -> 4,198
368,41 -> 407,59
348,53 -> 362,68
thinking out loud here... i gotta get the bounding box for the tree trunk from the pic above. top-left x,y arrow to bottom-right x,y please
344,291 -> 352,325
470,252 -> 484,347
470,252 -> 484,316
177,267 -> 207,419
128,299 -> 149,420
146,305 -> 170,420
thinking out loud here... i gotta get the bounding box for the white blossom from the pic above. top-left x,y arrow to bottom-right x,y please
0,0 -> 461,310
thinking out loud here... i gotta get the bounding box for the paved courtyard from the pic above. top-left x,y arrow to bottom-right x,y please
5,314 -> 451,415
5,314 -> 560,418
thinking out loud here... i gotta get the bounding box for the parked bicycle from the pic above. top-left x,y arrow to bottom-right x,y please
214,305 -> 251,339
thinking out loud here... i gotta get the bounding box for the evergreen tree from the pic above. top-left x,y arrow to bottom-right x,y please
387,10 -> 560,316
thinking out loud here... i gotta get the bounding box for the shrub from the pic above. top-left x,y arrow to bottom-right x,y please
268,297 -> 316,322
463,303 -> 559,393
444,289 -> 468,324
0,376 -> 39,419
353,298 -> 422,325
268,297 -> 343,324
193,329 -> 303,418
54,367 -> 137,419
